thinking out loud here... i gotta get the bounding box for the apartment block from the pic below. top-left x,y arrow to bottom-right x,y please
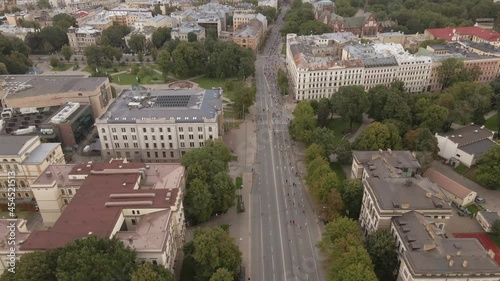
392,211 -> 500,281
95,88 -> 223,162
0,75 -> 112,119
171,21 -> 206,41
67,26 -> 102,54
233,13 -> 267,31
351,150 -> 421,179
286,33 -> 364,100
233,19 -> 264,51
24,159 -> 186,271
425,26 -> 500,47
0,135 -> 65,205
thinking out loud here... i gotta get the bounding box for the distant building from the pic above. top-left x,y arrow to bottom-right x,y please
171,21 -> 205,41
436,124 -> 497,167
425,26 -> 500,47
424,168 -> 477,207
233,13 -> 267,31
476,211 -> 500,232
392,211 -> 500,281
5,11 -> 31,27
258,0 -> 277,9
24,159 -> 186,271
95,88 -> 223,162
0,25 -> 35,40
320,9 -> 380,37
0,75 -> 112,119
233,18 -> 264,51
0,135 -> 64,206
67,26 -> 102,54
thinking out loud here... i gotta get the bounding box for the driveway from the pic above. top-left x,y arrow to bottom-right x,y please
445,208 -> 484,235
431,161 -> 498,211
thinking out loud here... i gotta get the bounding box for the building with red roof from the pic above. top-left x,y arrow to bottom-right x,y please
21,159 -> 185,271
425,27 -> 500,45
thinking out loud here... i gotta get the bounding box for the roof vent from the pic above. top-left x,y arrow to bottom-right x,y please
45,171 -> 52,177
449,260 -> 454,267
88,232 -> 92,235
481,125 -> 485,129
387,148 -> 392,154
122,182 -> 126,186
451,135 -> 455,138
458,135 -> 462,138
378,149 -> 383,153
462,260 -> 467,268
457,251 -> 461,256
425,192 -> 432,198
475,130 -> 478,133
446,255 -> 451,260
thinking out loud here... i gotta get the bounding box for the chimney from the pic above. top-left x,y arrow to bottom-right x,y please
481,125 -> 485,129
458,135 -> 462,138
474,130 -> 478,133
457,251 -> 461,256
449,260 -> 454,267
388,148 -> 392,154
462,260 -> 468,268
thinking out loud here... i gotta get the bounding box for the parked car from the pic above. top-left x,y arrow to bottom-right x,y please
476,196 -> 485,203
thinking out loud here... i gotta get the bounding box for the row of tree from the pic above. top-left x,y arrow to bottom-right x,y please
336,0 -> 500,34
181,140 -> 237,224
0,236 -> 174,281
183,226 -> 242,281
25,13 -> 76,54
0,34 -> 31,74
280,0 -> 330,36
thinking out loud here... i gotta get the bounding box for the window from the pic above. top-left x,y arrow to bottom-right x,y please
123,135 -> 128,140
144,136 -> 148,141
163,152 -> 166,157
131,128 -> 136,133
161,143 -> 165,148
159,128 -> 163,133
114,143 -> 120,148
200,142 -> 204,147
188,127 -> 193,132
121,128 -> 126,133
180,142 -> 185,148
198,127 -> 202,132
152,136 -> 156,141
143,128 -> 147,133
63,199 -> 69,205
124,143 -> 129,148
208,127 -> 213,132
102,128 -> 106,133
199,134 -> 203,139
151,128 -> 155,133
190,142 -> 195,147
113,135 -> 118,140
145,143 -> 149,148
169,143 -> 173,148
61,189 -> 65,195
132,135 -> 137,140
170,151 -> 174,158
180,135 -> 184,140
167,128 -> 171,133
160,135 -> 164,140
147,152 -> 151,158
132,210 -> 135,214
103,136 -> 107,141
68,189 -> 73,195
168,135 -> 172,140
111,128 -> 116,133
152,260 -> 158,266
155,152 -> 159,158
131,219 -> 136,225
178,127 -> 183,132
133,143 -> 138,148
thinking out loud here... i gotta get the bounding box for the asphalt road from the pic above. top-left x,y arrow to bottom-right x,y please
250,5 -> 326,281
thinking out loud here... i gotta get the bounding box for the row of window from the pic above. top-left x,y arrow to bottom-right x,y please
106,126 -> 213,134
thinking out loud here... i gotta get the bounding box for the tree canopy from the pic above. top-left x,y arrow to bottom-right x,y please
280,0 -> 330,35
437,58 -> 482,89
289,101 -> 317,143
332,86 -> 370,131
101,24 -> 131,48
341,179 -> 364,219
366,229 -> 399,281
476,145 -> 500,189
0,34 -> 31,74
354,122 -> 402,151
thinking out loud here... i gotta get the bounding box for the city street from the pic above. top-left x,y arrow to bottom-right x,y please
250,5 -> 326,281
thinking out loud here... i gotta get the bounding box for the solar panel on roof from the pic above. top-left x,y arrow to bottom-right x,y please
154,95 -> 191,107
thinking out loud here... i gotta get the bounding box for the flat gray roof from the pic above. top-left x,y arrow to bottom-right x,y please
353,150 -> 421,177
0,135 -> 37,156
367,176 -> 450,211
440,125 -> 494,147
479,211 -> 500,226
460,138 -> 497,157
0,75 -> 108,98
98,88 -> 222,123
394,212 -> 500,275
22,143 -> 61,164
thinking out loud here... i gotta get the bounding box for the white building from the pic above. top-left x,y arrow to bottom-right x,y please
67,26 -> 102,54
134,14 -> 179,28
23,159 -> 186,271
286,33 -> 364,100
351,150 -> 421,179
392,211 -> 500,281
171,21 -> 206,41
436,124 -> 497,167
95,88 -> 223,162
0,135 -> 65,203
425,168 -> 477,207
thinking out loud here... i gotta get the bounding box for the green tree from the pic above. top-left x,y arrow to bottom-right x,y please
289,101 -> 317,143
172,41 -> 207,78
317,98 -> 332,128
0,63 -> 8,74
320,188 -> 344,221
207,28 -> 218,41
156,48 -> 173,76
61,44 -> 72,62
403,128 -> 439,156
277,68 -> 289,95
367,85 -> 390,121
256,6 -> 277,22
52,13 -> 78,31
137,52 -> 144,63
306,157 -> 340,202
341,179 -> 363,219
0,250 -> 59,281
309,127 -> 337,154
84,45 -> 105,67
438,58 -> 482,89
185,179 -> 214,224
305,143 -> 326,163
332,86 -> 369,131
39,26 -> 68,52
211,172 -> 236,214
332,139 -> 352,165
192,227 -> 242,280
56,236 -> 136,281
187,31 -> 198,42
492,220 -> 500,239
382,91 -> 412,125
151,27 -> 171,49
131,263 -> 174,281
37,0 -> 51,8
366,229 -> 399,281
476,145 -> 500,189
101,24 -> 131,48
209,268 -> 234,281
355,122 -> 402,150
128,34 -> 146,53
233,85 -> 255,116
298,20 -> 330,35
50,56 -> 60,68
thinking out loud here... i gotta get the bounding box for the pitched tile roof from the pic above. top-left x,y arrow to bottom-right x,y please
426,26 -> 500,42
424,169 -> 475,199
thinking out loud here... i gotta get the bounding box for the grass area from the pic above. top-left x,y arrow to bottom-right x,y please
192,77 -> 244,102
230,155 -> 238,161
485,113 -> 499,131
488,233 -> 500,249
223,110 -> 241,119
464,166 -> 481,186
327,118 -> 361,136
236,176 -> 243,189
179,255 -> 196,281
330,162 -> 346,181
82,65 -> 130,74
454,163 -> 469,174
112,72 -> 164,85
52,63 -> 73,71
219,224 -> 230,232
466,204 -> 480,215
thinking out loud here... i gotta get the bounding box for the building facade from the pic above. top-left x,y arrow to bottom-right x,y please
67,26 -> 102,54
96,88 -> 223,162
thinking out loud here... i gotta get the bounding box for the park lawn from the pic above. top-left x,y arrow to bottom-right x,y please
327,118 -> 361,136
192,77 -> 242,102
112,73 -> 164,85
485,113 -> 499,131
52,64 -> 72,71
330,162 -> 346,181
83,65 -> 129,74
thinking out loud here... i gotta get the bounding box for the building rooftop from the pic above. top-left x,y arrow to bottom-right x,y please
460,40 -> 500,55
31,164 -> 81,186
234,19 -> 262,38
22,143 -> 60,164
478,211 -> 500,226
115,210 -> 171,250
394,211 -> 500,275
353,150 -> 421,178
0,220 -> 29,252
172,21 -> 205,34
366,176 -> 451,211
426,26 -> 500,42
343,44 -> 399,67
439,124 -> 494,147
21,160 -> 184,251
0,75 -> 108,98
68,25 -> 101,35
0,135 -> 37,156
424,169 -> 474,199
414,47 -> 465,62
460,138 -> 497,157
97,88 -> 222,124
